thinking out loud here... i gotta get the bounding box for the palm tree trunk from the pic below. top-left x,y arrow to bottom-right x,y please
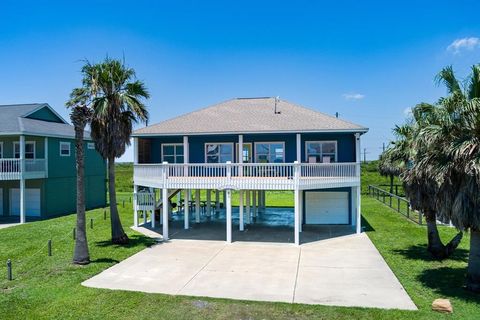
72,120 -> 90,264
466,229 -> 480,293
108,157 -> 129,244
425,212 -> 463,260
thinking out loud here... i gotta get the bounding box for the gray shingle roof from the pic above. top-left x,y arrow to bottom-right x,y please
134,97 -> 368,136
0,103 -> 91,139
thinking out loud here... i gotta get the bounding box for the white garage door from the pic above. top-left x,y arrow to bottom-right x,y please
0,188 -> 3,215
10,188 -> 41,217
305,191 -> 349,224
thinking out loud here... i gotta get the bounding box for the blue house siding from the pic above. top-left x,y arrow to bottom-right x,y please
140,132 -> 357,164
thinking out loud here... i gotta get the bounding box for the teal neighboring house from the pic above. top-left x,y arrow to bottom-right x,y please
0,103 -> 107,223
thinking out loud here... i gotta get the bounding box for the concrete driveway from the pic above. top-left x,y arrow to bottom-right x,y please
82,233 -> 416,310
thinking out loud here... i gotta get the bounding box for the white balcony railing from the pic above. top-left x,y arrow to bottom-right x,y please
0,158 -> 47,180
134,162 -> 360,190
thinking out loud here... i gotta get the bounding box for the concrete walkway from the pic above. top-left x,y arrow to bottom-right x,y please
83,233 -> 416,310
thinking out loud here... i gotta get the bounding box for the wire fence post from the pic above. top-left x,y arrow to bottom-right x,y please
104,210 -> 106,220
73,227 -> 76,240
419,212 -> 422,225
7,259 -> 12,281
48,239 -> 52,256
90,218 -> 93,229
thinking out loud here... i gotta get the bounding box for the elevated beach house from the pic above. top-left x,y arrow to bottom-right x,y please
0,103 -> 107,222
132,97 -> 368,245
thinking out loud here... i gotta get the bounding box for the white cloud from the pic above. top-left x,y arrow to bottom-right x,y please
403,107 -> 412,117
447,37 -> 480,54
343,93 -> 365,101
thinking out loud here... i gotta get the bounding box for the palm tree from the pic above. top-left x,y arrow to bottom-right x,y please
378,148 -> 403,194
66,88 -> 92,264
389,112 -> 462,260
419,90 -> 480,292
82,58 -> 149,244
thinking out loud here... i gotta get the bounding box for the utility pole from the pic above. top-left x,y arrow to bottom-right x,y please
361,148 -> 369,163
382,142 -> 385,153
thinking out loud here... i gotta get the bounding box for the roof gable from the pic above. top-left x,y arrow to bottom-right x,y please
24,105 -> 66,123
134,97 -> 368,136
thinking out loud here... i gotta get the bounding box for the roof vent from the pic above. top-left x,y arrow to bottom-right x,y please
274,96 -> 281,114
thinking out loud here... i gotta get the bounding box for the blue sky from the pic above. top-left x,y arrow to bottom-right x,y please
1,0 -> 480,161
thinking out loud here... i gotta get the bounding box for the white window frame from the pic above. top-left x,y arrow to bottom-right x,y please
235,142 -> 253,163
254,141 -> 285,163
204,142 -> 234,163
161,143 -> 184,163
87,142 -> 95,150
13,141 -> 36,159
59,141 -> 71,157
305,140 -> 338,163
0,142 -> 3,158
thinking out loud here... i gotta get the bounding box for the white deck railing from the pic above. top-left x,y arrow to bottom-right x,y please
0,158 -> 47,180
134,162 -> 360,190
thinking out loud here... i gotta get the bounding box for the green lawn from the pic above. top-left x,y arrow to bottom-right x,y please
0,163 -> 479,319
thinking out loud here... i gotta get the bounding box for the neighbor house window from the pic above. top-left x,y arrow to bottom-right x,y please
59,142 -> 71,156
14,141 -> 35,159
255,142 -> 285,163
162,144 -> 184,163
87,142 -> 95,150
305,141 -> 337,163
205,143 -> 233,163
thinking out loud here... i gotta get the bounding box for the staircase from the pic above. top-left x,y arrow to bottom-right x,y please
155,189 -> 182,211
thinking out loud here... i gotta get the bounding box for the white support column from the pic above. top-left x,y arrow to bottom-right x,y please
151,189 -> 156,229
238,134 -> 243,174
299,190 -> 303,232
133,185 -> 138,227
246,190 -> 251,224
223,190 -> 226,209
206,189 -> 211,217
215,190 -> 220,213
195,189 -> 201,223
44,137 -> 48,177
133,137 -> 139,164
20,135 -> 25,224
355,133 -> 361,233
183,136 -> 189,163
183,136 -> 189,177
162,188 -> 169,240
226,189 -> 232,243
239,190 -> 244,231
184,189 -> 190,229
296,133 -> 301,162
294,188 -> 300,245
252,190 -> 257,218
294,161 -> 300,245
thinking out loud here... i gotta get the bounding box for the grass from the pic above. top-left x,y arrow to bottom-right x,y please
0,162 -> 479,319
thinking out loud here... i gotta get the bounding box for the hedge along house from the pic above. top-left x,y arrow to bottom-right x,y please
132,97 -> 368,245
0,103 -> 107,223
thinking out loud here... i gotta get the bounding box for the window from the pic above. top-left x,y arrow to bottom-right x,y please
138,139 -> 151,163
87,142 -> 95,150
255,142 -> 285,163
0,142 -> 3,158
235,143 -> 252,163
162,144 -> 184,163
205,143 -> 233,163
59,142 -> 71,156
305,141 -> 337,163
14,141 -> 35,159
